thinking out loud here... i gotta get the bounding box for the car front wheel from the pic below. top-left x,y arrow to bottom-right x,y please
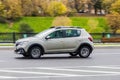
78,46 -> 91,58
29,46 -> 42,59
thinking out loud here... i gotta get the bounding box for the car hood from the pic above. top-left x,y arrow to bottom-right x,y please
16,37 -> 38,43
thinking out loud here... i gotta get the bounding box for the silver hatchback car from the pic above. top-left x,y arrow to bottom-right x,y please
15,27 -> 94,59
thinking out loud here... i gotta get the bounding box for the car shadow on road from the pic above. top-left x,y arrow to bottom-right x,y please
15,56 -> 92,60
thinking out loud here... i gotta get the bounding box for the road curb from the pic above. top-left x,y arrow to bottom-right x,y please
0,46 -> 14,50
95,46 -> 120,49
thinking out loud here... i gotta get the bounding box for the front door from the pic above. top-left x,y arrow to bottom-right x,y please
44,30 -> 64,52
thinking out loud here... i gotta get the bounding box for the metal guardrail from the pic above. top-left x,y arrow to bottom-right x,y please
0,33 -> 37,43
90,33 -> 120,43
0,32 -> 120,43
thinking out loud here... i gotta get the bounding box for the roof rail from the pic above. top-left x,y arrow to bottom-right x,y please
50,26 -> 55,28
50,26 -> 82,29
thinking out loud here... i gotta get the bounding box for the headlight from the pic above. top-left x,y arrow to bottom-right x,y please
18,41 -> 29,46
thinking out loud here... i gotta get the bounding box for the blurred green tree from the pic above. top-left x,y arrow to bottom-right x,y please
102,0 -> 115,14
106,13 -> 120,33
52,16 -> 72,26
111,0 -> 120,14
47,1 -> 67,16
19,23 -> 34,33
0,1 -> 5,17
3,0 -> 22,20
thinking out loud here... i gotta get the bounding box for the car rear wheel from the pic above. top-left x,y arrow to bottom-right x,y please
29,46 -> 42,59
69,52 -> 78,56
78,46 -> 91,58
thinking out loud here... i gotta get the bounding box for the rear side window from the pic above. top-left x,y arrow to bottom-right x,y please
64,29 -> 81,37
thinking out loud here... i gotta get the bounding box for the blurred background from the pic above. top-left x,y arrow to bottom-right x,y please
0,0 -> 120,43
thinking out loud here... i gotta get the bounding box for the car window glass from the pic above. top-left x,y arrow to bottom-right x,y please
65,29 -> 80,37
48,30 -> 63,39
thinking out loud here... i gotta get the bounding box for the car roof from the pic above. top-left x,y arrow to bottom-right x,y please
50,26 -> 83,30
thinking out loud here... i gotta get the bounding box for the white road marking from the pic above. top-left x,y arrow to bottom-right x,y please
1,65 -> 120,70
2,65 -> 120,69
1,67 -> 120,75
95,53 -> 120,55
0,74 -> 120,79
53,65 -> 120,69
0,69 -> 79,76
1,65 -> 120,79
0,76 -> 16,79
89,66 -> 120,70
34,67 -> 120,74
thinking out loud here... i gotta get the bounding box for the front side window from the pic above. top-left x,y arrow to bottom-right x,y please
65,29 -> 80,37
48,30 -> 63,39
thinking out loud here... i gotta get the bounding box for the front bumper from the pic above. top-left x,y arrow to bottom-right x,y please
14,48 -> 26,54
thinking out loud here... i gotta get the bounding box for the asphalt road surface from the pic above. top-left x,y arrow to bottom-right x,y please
0,47 -> 120,80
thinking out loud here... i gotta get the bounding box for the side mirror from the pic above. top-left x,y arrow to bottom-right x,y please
45,36 -> 51,40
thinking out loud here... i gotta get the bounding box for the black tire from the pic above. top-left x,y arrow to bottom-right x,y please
29,46 -> 42,59
69,52 -> 78,56
78,46 -> 91,58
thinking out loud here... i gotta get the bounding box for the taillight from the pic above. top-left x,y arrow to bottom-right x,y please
88,37 -> 93,42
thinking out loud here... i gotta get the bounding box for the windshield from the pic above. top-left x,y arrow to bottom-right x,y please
35,29 -> 54,37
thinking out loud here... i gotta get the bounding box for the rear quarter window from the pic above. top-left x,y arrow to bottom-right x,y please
64,29 -> 81,37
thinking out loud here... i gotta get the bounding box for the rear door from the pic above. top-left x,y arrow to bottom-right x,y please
62,29 -> 81,51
